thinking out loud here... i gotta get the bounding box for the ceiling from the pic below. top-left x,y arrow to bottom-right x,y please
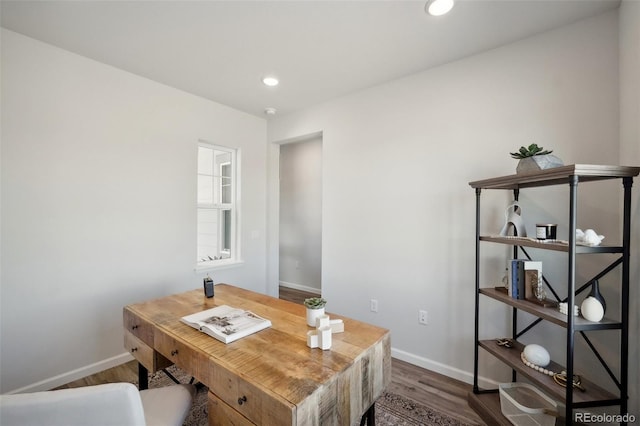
1,0 -> 621,118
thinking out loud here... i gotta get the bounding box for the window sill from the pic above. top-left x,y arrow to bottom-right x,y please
194,259 -> 244,273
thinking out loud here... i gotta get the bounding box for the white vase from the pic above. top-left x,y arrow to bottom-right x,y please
306,307 -> 325,327
581,296 -> 604,322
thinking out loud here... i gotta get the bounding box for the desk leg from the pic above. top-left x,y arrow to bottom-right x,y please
359,404 -> 375,426
138,363 -> 148,390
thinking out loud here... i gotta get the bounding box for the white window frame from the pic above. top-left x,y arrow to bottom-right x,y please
196,141 -> 241,271
219,161 -> 232,256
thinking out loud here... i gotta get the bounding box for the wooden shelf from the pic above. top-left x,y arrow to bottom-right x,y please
469,164 -> 640,190
467,391 -> 512,426
479,288 -> 621,331
479,236 -> 624,254
478,340 -> 619,406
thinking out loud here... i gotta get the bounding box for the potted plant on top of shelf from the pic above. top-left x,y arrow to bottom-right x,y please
304,297 -> 327,327
510,143 -> 564,174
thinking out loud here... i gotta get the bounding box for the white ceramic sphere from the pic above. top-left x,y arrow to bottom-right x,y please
581,296 -> 604,322
524,344 -> 551,367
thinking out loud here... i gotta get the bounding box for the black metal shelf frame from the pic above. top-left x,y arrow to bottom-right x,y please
471,174 -> 634,425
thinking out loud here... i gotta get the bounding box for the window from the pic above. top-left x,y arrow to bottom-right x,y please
197,142 -> 238,266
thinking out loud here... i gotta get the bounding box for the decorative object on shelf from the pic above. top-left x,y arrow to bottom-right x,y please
521,350 -> 554,377
501,268 -> 509,292
558,302 -> 579,316
523,261 -> 544,301
306,314 -> 344,350
510,143 -> 564,174
581,296 -> 604,322
533,286 -> 547,302
587,279 -> 606,313
580,279 -> 606,322
576,228 -> 605,246
499,202 -> 527,237
496,338 -> 514,348
520,345 -> 586,391
304,297 -> 327,327
523,344 -> 551,367
535,224 -> 557,240
553,371 -> 586,392
520,349 -> 587,391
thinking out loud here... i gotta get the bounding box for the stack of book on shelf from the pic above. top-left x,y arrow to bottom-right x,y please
507,259 -> 542,301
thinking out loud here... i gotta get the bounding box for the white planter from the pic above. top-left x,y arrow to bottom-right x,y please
306,307 -> 325,327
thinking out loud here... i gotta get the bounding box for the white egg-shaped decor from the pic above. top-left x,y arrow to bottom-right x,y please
581,296 -> 605,322
523,344 -> 551,367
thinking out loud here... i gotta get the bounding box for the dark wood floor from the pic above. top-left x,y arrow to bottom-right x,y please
58,286 -> 485,425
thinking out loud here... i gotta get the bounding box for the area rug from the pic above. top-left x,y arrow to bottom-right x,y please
146,366 -> 469,426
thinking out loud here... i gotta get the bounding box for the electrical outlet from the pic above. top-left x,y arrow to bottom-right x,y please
370,299 -> 378,313
419,310 -> 428,325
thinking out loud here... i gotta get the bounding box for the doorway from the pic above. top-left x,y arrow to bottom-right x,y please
278,136 -> 322,295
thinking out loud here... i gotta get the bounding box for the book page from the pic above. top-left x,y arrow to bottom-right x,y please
201,308 -> 267,338
181,305 -> 271,343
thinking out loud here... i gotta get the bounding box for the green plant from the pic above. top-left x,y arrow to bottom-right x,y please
510,143 -> 553,159
304,297 -> 327,309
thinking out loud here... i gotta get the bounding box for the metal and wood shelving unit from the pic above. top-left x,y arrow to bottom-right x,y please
467,164 -> 639,425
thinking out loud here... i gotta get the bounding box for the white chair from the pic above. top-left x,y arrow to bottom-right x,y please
0,382 -> 196,426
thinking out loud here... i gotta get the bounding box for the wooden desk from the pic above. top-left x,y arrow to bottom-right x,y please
123,284 -> 391,425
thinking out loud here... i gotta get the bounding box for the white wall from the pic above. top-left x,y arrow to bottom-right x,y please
619,0 -> 640,416
279,138 -> 322,293
0,29 -> 267,393
269,9 -> 627,398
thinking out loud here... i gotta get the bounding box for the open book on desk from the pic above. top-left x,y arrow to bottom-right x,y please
181,305 -> 272,344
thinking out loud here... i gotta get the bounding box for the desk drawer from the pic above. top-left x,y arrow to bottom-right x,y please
210,364 -> 294,426
154,328 -> 209,386
208,392 -> 255,426
123,308 -> 154,346
124,330 -> 172,373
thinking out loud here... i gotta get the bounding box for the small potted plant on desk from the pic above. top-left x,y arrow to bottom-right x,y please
304,297 -> 327,327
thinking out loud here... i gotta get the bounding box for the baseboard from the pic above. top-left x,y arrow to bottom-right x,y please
279,280 -> 321,295
391,347 -> 499,390
7,352 -> 135,394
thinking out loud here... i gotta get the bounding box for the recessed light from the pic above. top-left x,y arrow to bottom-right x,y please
425,0 -> 454,16
264,107 -> 277,115
262,76 -> 279,87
